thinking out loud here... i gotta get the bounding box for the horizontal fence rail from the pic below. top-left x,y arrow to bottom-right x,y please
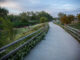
64,26 -> 80,41
66,26 -> 80,33
0,27 -> 43,52
0,25 -> 48,60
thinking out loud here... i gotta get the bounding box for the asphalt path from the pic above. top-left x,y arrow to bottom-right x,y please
24,22 -> 80,60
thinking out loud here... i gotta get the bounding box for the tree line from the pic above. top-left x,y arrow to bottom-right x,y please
0,7 -> 53,42
58,13 -> 80,25
0,7 -> 53,28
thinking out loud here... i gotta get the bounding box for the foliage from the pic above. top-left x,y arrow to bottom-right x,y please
30,11 -> 38,20
58,13 -> 66,18
7,11 -> 53,27
0,7 -> 51,48
40,17 -> 48,23
77,14 -> 80,22
69,22 -> 80,29
19,12 -> 30,23
0,22 -> 46,47
0,18 -> 15,42
58,13 -> 75,24
58,13 -> 67,24
7,28 -> 48,60
67,15 -> 75,23
0,7 -> 50,60
0,23 -> 49,60
13,22 -> 29,28
8,14 -> 20,22
0,7 -> 8,17
38,11 -> 53,21
60,15 -> 68,24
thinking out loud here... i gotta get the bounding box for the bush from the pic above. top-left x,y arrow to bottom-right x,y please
13,22 -> 29,28
77,14 -> 80,22
0,18 -> 15,47
40,17 -> 48,23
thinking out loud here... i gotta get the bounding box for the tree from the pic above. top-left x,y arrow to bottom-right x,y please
40,17 -> 48,23
67,15 -> 75,24
58,13 -> 66,18
60,15 -> 68,24
8,14 -> 20,22
58,13 -> 66,24
20,12 -> 29,23
0,18 -> 15,41
58,13 -> 75,24
77,14 -> 80,22
38,11 -> 53,21
0,7 -> 8,17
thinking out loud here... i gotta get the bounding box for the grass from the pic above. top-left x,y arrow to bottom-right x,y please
15,23 -> 45,40
0,23 -> 45,48
69,22 -> 80,30
0,23 -> 48,59
54,22 -> 80,43
8,25 -> 49,60
53,22 -> 64,28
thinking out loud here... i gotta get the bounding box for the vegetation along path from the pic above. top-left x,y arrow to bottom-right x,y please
24,22 -> 80,60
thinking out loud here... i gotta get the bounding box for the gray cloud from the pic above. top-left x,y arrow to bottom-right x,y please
0,0 -> 10,2
0,0 -> 5,2
0,0 -> 80,17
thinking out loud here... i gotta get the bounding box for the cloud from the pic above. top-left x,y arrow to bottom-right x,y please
0,0 -> 11,3
0,0 -> 6,2
0,0 -> 22,11
0,0 -> 80,17
62,4 -> 76,10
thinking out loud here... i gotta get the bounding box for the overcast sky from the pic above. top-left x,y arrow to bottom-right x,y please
0,0 -> 80,17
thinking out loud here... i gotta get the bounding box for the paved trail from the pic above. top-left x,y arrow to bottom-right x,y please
24,22 -> 80,60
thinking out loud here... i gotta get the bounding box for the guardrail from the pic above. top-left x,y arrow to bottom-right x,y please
64,26 -> 80,41
0,25 -> 49,60
66,26 -> 80,33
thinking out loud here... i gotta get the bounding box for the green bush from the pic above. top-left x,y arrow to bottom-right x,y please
69,23 -> 80,29
13,22 -> 29,27
40,17 -> 48,23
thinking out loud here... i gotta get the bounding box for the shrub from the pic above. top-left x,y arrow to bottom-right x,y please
40,17 -> 48,23
13,22 -> 29,28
